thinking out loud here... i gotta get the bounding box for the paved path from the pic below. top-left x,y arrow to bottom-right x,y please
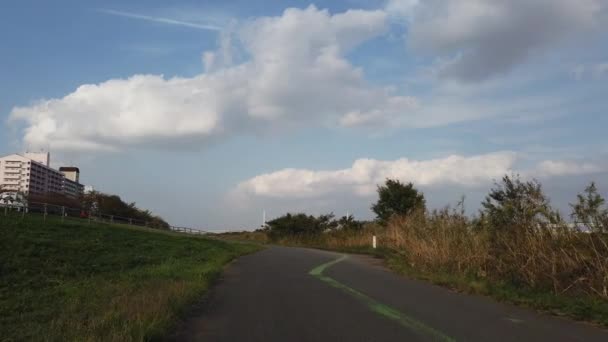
170,246 -> 608,341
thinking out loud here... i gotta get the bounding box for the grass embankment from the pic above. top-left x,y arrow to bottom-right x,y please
0,214 -> 260,341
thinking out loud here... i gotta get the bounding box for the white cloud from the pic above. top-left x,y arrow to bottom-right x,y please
390,0 -> 606,81
338,96 -> 418,127
203,26 -> 235,72
385,0 -> 419,19
234,152 -> 604,199
235,152 -> 518,198
535,160 -> 603,177
11,5 -> 425,151
10,75 -> 223,151
10,4 -> 607,151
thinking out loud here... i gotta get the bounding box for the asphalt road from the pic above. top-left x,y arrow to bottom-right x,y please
170,246 -> 608,341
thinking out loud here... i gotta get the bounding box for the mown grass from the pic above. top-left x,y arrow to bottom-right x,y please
0,213 -> 260,342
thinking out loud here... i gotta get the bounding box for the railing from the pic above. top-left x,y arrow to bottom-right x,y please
0,201 -> 210,236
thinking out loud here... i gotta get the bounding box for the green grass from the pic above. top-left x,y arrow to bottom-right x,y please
0,213 -> 260,342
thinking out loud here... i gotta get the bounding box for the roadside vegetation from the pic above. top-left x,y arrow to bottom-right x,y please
30,190 -> 171,229
228,176 -> 608,326
0,214 -> 259,341
81,190 -> 170,229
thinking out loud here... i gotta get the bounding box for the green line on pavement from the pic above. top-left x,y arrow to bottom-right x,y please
309,255 -> 455,342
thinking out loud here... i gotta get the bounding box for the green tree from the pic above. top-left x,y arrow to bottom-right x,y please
81,191 -> 169,229
337,214 -> 363,230
371,179 -> 425,225
571,182 -> 608,232
266,212 -> 335,240
480,174 -> 559,232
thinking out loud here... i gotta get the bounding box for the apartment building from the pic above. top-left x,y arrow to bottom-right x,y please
59,167 -> 85,199
0,152 -> 83,198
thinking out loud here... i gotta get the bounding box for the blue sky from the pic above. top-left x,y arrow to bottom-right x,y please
1,0 -> 607,230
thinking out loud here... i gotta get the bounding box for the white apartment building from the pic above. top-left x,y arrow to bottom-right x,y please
0,152 -> 84,199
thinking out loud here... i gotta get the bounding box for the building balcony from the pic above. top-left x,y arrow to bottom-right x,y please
1,185 -> 20,190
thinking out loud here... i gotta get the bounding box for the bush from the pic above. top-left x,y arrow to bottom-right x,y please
266,213 -> 335,240
571,182 -> 608,233
266,213 -> 368,240
336,214 -> 364,231
82,191 -> 170,229
479,174 -> 560,233
372,179 -> 425,225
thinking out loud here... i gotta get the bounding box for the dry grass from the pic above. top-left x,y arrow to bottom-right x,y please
49,279 -> 206,341
490,226 -> 608,299
382,212 -> 608,301
268,208 -> 608,324
217,230 -> 269,244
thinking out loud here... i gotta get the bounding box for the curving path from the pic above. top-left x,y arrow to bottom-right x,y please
170,246 -> 608,341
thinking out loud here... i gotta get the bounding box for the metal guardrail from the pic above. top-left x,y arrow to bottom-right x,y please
0,201 -> 210,235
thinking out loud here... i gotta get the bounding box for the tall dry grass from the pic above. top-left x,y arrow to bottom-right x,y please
490,226 -> 608,299
383,209 -> 490,277
280,208 -> 608,301
382,210 -> 608,299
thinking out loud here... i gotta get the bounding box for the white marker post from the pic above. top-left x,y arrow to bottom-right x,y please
372,235 -> 377,249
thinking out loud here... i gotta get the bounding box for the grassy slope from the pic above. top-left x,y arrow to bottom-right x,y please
0,215 -> 260,342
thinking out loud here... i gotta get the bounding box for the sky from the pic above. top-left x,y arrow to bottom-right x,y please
1,0 -> 607,231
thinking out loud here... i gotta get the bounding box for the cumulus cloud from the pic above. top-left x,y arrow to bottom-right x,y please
234,152 -> 604,199
385,0 -> 419,19
10,3 -> 606,151
11,6 -> 424,151
11,75 -> 226,151
235,152 -> 518,198
534,160 -> 603,177
390,0 -> 607,81
338,96 -> 418,127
